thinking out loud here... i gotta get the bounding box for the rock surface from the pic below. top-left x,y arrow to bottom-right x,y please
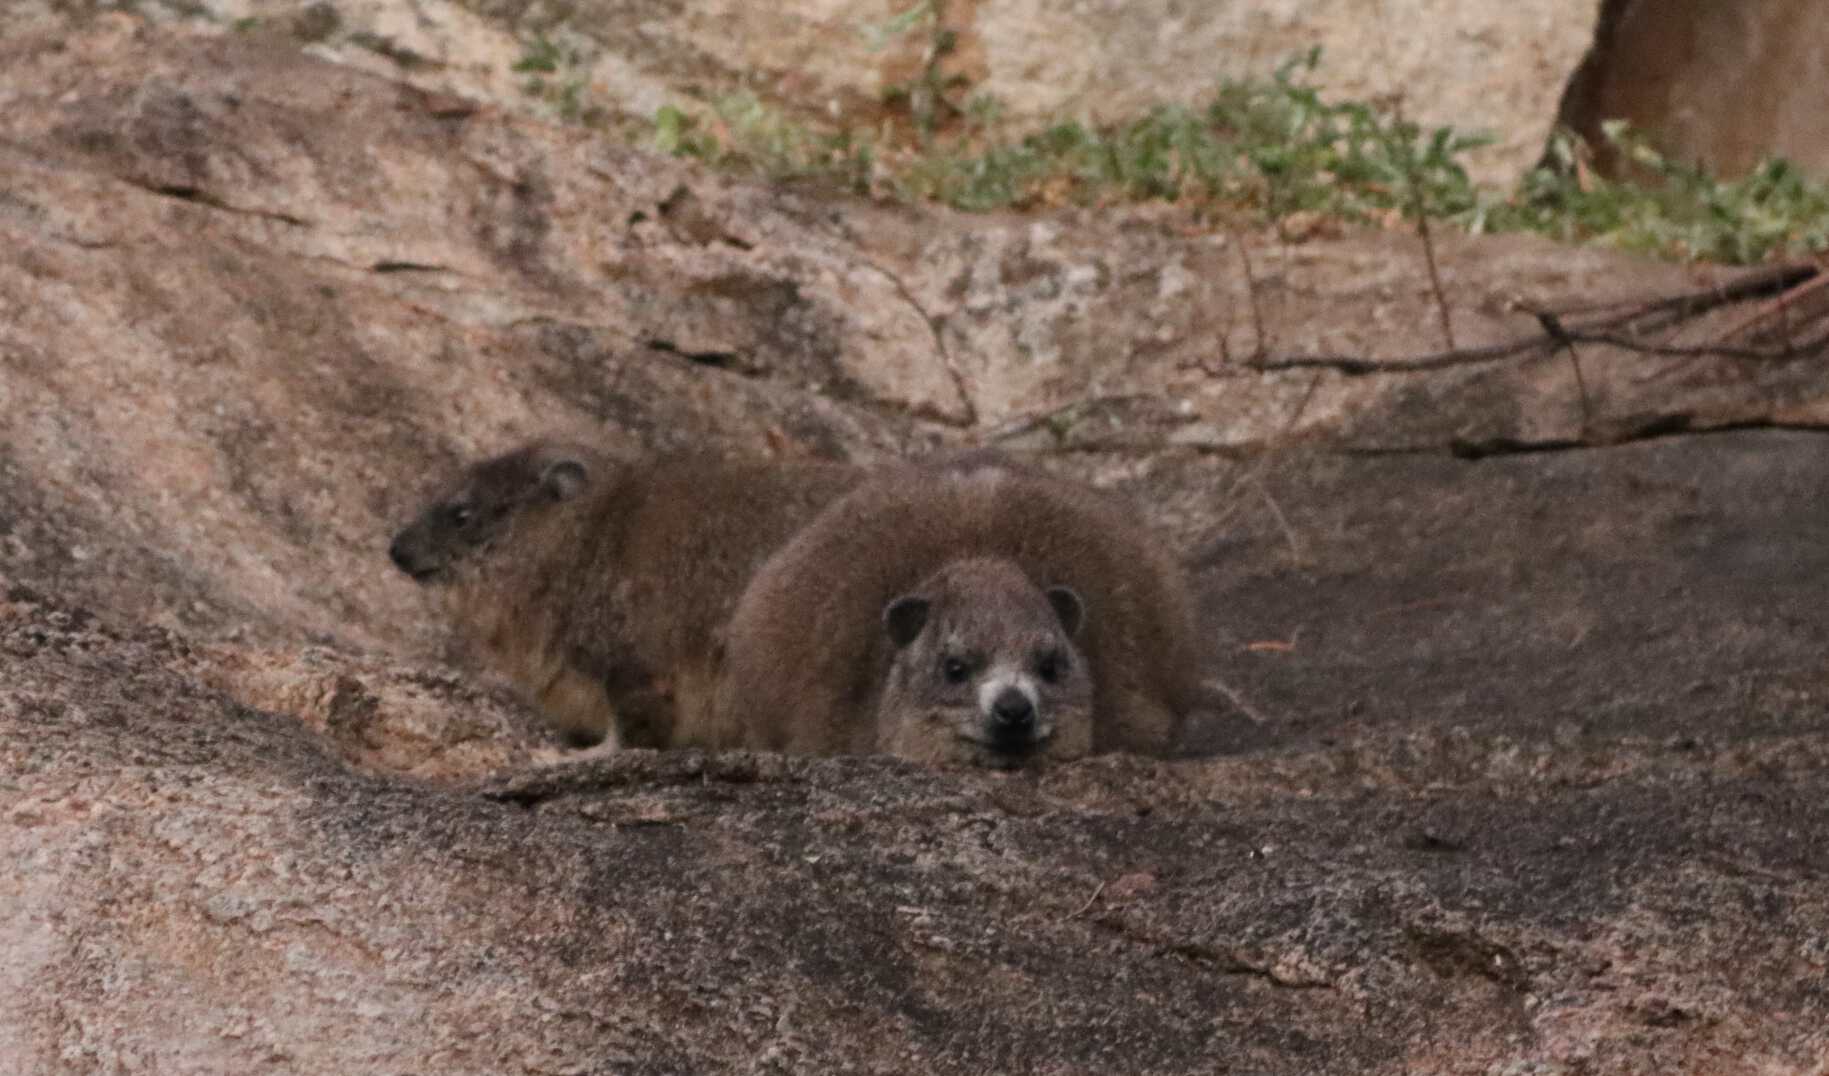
9,0 -> 1600,187
4,18 -> 1823,655
3,18 -> 1829,1075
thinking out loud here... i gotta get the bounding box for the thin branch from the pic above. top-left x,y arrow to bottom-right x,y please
1708,268 -> 1829,351
1247,336 -> 1542,375
1247,265 -> 1829,378
1066,880 -> 1106,920
1227,374 -> 1322,495
857,255 -> 978,427
1564,340 -> 1593,429
1232,226 -> 1268,361
1565,327 -> 1829,361
1201,676 -> 1272,727
1256,482 -> 1306,564
1393,102 -> 1455,351
1531,309 -> 1592,429
984,393 -> 1163,443
1776,277 -> 1798,355
1416,206 -> 1456,351
1207,372 -> 1324,531
1592,260 -> 1818,339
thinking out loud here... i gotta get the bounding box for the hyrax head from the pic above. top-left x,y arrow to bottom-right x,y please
876,556 -> 1093,769
388,443 -> 590,584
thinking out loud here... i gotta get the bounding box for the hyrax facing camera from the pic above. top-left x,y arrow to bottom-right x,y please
388,440 -> 861,748
713,458 -> 1202,767
877,556 -> 1094,768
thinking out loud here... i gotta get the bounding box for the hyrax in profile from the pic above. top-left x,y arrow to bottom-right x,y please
711,458 -> 1204,766
388,441 -> 861,748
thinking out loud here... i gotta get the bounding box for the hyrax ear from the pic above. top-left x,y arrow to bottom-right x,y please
1045,585 -> 1084,638
883,595 -> 931,648
539,458 -> 589,501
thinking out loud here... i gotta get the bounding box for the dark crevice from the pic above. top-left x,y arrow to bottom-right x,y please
855,257 -> 979,427
1086,916 -> 1337,991
517,317 -> 965,436
1034,416 -> 1829,465
644,337 -> 752,374
347,31 -> 433,70
1163,939 -> 1337,991
1404,925 -> 1531,992
1599,411 -> 1699,440
479,751 -> 803,807
371,261 -> 447,274
656,185 -> 755,250
1448,417 -> 1829,460
1335,444 -> 1467,459
138,181 -> 308,226
1448,436 -> 1587,460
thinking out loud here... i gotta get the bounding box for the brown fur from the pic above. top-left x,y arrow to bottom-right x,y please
712,459 -> 1203,763
389,442 -> 863,747
872,556 -> 1095,768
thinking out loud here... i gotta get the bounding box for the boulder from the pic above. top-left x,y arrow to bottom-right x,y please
3,19 -> 1821,650
6,0 -> 1603,187
3,20 -> 1829,1073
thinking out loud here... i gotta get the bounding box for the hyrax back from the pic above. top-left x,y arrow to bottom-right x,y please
388,441 -> 861,748
714,460 -> 1203,764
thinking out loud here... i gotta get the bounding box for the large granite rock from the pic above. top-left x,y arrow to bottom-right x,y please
3,19 -> 1828,1074
4,18 -> 1821,653
8,423 -> 1829,1073
7,0 -> 1602,187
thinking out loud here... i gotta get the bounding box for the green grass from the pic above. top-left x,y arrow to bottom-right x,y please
513,34 -> 608,127
889,51 -> 1482,218
652,93 -> 877,192
1486,123 -> 1829,263
617,48 -> 1827,265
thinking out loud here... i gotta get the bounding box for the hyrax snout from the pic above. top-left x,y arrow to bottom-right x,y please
389,443 -> 586,584
877,557 -> 1094,768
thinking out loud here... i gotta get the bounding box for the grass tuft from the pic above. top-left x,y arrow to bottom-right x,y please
521,41 -> 1827,266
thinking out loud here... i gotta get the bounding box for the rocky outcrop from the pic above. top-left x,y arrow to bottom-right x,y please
9,420 -> 1829,1073
4,18 -> 1829,1074
4,18 -> 1822,655
671,0 -> 1603,187
8,0 -> 1602,187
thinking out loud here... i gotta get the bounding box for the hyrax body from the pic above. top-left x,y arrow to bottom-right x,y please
712,459 -> 1204,765
388,441 -> 861,748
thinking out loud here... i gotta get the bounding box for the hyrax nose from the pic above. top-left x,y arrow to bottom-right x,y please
388,536 -> 413,573
990,686 -> 1035,732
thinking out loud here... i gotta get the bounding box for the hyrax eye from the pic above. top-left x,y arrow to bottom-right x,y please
941,656 -> 971,684
1036,651 -> 1069,683
444,503 -> 474,527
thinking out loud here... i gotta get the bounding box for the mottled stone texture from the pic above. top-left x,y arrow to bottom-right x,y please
8,0 -> 1602,186
3,19 -> 1828,1075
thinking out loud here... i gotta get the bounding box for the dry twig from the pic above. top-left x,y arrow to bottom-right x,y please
1233,226 -> 1269,361
1393,102 -> 1456,351
1066,880 -> 1106,920
1247,262 -> 1826,378
985,393 -> 1162,443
